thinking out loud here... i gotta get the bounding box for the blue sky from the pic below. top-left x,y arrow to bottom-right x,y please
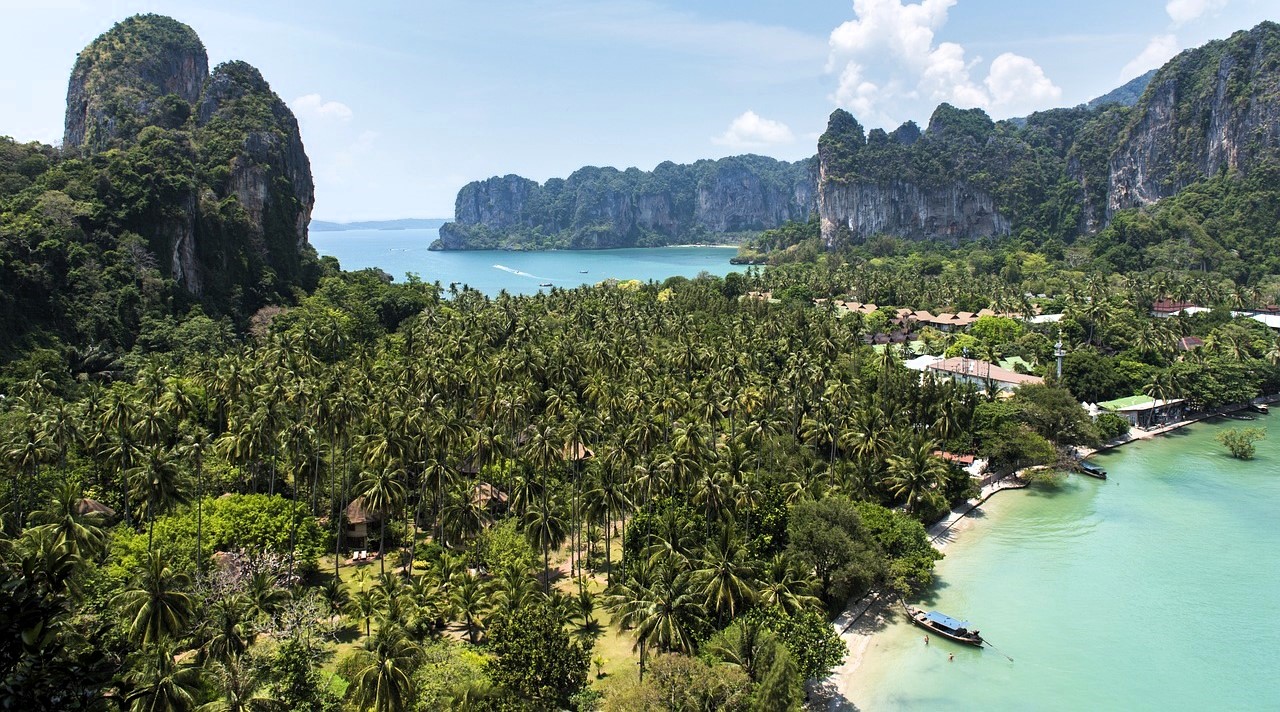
0,0 -> 1274,220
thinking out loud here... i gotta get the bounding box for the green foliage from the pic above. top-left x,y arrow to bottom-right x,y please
480,518 -> 537,573
1013,384 -> 1101,447
853,502 -> 943,596
484,602 -> 589,709
270,635 -> 339,712
1218,427 -> 1266,459
603,654 -> 752,711
785,496 -> 881,607
411,640 -> 491,712
1096,413 -> 1132,441
109,494 -> 327,576
745,605 -> 845,682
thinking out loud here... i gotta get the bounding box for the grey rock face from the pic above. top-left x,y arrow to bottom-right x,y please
439,156 -> 816,249
817,179 -> 1009,246
1107,23 -> 1280,218
63,15 -> 208,152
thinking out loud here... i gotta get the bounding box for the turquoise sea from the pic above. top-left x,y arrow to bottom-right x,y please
309,227 -> 740,295
848,415 -> 1280,710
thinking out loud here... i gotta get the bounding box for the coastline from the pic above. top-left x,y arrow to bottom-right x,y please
812,396 -> 1279,710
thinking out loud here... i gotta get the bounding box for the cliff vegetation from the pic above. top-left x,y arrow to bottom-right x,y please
0,14 -> 317,359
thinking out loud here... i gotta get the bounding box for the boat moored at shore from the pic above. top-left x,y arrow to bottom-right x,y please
1079,461 -> 1108,479
907,607 -> 984,646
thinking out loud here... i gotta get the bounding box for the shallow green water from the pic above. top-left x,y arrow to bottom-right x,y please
850,415 -> 1280,711
309,228 -> 739,295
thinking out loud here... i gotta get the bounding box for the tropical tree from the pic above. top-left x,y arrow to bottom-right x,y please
123,643 -> 203,712
351,626 -> 420,712
114,551 -> 195,646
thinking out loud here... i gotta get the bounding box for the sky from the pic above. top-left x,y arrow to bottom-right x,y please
0,0 -> 1275,221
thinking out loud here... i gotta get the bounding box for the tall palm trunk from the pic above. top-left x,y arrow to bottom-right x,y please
195,450 -> 204,582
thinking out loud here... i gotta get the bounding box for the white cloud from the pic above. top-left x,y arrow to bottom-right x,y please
1120,34 -> 1179,80
712,111 -> 796,148
826,0 -> 1061,123
291,93 -> 353,122
1166,0 -> 1229,26
985,53 -> 1062,107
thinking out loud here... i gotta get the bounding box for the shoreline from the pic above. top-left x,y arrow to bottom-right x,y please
811,396 -> 1279,710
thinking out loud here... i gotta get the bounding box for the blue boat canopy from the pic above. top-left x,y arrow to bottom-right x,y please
924,611 -> 969,630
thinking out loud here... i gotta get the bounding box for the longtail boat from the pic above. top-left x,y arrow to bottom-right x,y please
907,607 -> 984,647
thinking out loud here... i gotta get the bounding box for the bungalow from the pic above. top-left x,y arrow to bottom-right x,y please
1098,395 -> 1186,429
471,482 -> 509,513
344,496 -> 382,550
926,356 -> 1044,392
1177,336 -> 1205,352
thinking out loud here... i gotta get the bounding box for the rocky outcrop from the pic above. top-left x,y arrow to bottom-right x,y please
196,61 -> 315,254
61,15 -> 315,303
815,108 -> 1010,246
64,14 -> 207,152
818,179 -> 1008,245
438,155 -> 815,250
1108,22 -> 1280,217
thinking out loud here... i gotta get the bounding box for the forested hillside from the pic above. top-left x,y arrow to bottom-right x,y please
0,14 -> 317,361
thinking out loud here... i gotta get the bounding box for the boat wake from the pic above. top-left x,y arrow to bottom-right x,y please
493,264 -> 551,282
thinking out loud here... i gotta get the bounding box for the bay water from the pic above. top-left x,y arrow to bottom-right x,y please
309,227 -> 740,296
848,415 -> 1280,710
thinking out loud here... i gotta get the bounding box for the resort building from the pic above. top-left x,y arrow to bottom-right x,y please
925,356 -> 1044,392
1231,310 -> 1280,331
1151,300 -> 1210,318
1097,395 -> 1186,429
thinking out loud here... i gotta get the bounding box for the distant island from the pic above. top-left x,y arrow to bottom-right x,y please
312,218 -> 449,232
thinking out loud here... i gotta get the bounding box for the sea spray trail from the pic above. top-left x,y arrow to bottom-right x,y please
309,228 -> 738,296
492,264 -> 551,281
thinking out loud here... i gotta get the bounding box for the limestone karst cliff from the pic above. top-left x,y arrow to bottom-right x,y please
436,155 -> 815,250
444,22 -> 1280,255
1107,22 -> 1280,217
61,14 -> 315,301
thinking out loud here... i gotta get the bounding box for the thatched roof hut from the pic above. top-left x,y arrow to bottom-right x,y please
471,482 -> 509,510
345,496 -> 382,525
75,498 -> 116,518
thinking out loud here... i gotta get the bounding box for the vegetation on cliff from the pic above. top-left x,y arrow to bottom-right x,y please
0,15 -> 317,361
437,154 -> 813,250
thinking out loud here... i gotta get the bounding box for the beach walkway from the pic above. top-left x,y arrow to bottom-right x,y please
927,476 -> 1027,549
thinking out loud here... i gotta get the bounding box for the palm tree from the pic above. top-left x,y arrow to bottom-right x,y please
123,643 -> 203,712
523,494 -> 569,593
28,480 -> 107,560
605,561 -> 705,680
114,551 -> 194,646
885,436 -> 949,515
197,656 -> 280,712
178,429 -> 213,580
691,526 -> 757,625
757,553 -> 821,615
347,586 -> 379,639
354,467 -> 407,577
198,594 -> 256,667
450,570 -> 489,645
569,588 -> 604,646
351,626 -> 420,712
129,445 -> 187,551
